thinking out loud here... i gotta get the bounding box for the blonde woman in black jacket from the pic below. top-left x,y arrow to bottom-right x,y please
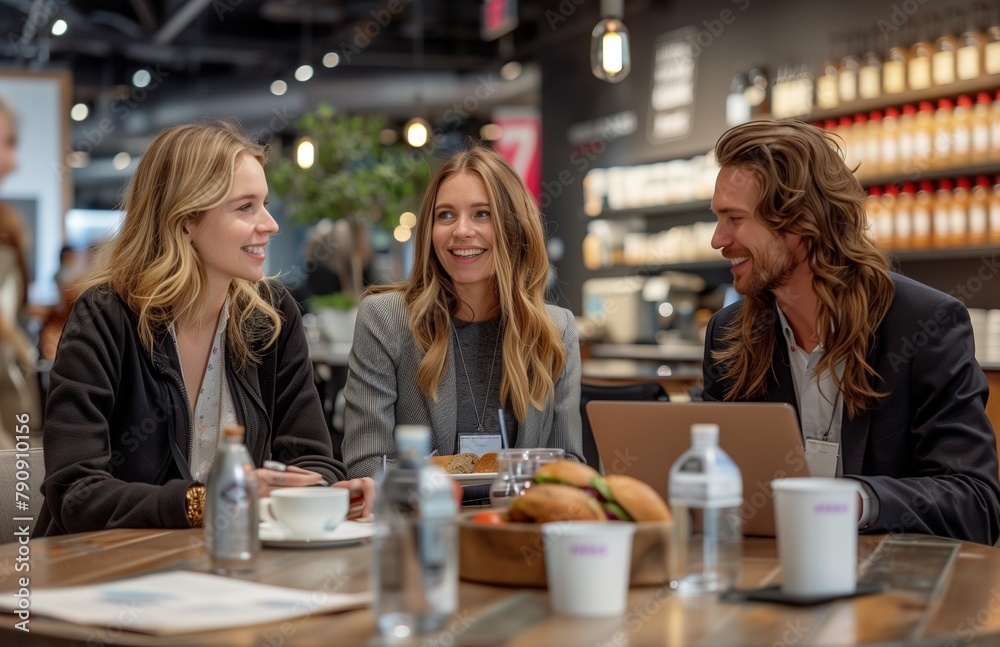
38,122 -> 374,536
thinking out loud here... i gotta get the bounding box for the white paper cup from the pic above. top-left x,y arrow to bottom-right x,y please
541,521 -> 636,616
772,478 -> 861,597
260,487 -> 348,538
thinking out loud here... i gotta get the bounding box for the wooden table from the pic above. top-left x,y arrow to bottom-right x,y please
1,530 -> 999,646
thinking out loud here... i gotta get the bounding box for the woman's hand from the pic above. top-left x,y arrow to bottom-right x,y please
254,465 -> 326,497
331,477 -> 377,520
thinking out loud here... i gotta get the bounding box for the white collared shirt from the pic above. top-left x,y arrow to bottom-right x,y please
774,302 -> 878,529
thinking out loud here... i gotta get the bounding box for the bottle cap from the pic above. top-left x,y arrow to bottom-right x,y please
691,423 -> 720,447
223,425 -> 245,440
395,425 -> 432,457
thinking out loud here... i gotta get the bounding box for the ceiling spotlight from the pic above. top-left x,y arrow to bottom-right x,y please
404,118 -> 431,148
591,0 -> 631,83
132,69 -> 151,88
112,152 -> 132,171
70,103 -> 89,122
322,52 -> 340,68
270,80 -> 287,96
51,19 -> 68,36
294,64 -> 314,82
500,61 -> 522,81
296,138 -> 315,169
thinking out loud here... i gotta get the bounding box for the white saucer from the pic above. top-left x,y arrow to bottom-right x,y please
259,520 -> 375,548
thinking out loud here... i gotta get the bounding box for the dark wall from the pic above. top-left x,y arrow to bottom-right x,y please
539,0 -> 983,312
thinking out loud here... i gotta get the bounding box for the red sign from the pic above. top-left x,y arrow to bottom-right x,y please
482,0 -> 518,41
492,107 -> 541,201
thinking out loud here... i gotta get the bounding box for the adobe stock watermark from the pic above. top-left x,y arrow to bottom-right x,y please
877,0 -> 932,40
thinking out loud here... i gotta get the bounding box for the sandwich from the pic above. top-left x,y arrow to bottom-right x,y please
507,460 -> 671,523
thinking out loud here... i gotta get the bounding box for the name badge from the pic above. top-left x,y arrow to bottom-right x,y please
459,433 -> 502,455
805,438 -> 839,478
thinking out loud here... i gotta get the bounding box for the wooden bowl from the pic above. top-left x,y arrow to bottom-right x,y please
458,511 -> 671,588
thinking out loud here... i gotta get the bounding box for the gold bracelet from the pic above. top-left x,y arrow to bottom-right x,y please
185,485 -> 206,528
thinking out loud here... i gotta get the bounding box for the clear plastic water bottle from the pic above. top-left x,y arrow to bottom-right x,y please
373,425 -> 458,637
668,423 -> 742,594
204,424 -> 259,574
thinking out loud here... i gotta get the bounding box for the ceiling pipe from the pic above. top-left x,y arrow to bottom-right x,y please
153,0 -> 214,45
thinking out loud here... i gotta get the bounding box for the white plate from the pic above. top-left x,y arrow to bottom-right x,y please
260,520 -> 375,548
449,473 -> 497,487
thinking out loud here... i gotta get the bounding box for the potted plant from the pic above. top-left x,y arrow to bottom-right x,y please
268,103 -> 433,300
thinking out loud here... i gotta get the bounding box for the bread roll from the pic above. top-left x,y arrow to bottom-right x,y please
473,452 -> 498,473
534,460 -> 601,488
447,452 -> 478,474
428,455 -> 452,471
507,483 -> 606,523
604,474 -> 672,522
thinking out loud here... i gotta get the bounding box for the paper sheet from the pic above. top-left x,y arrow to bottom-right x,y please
0,570 -> 371,635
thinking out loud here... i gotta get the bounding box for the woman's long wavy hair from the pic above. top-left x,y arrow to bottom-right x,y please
367,146 -> 566,421
81,121 -> 281,368
712,120 -> 894,418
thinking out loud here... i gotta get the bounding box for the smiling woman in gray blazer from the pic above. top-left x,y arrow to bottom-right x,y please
343,147 -> 582,478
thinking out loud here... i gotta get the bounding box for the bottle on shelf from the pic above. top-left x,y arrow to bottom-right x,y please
881,107 -> 900,175
668,423 -> 742,595
898,104 -> 917,163
746,67 -> 770,116
970,175 -> 991,246
895,182 -> 917,250
907,19 -> 937,91
858,31 -> 883,100
373,425 -> 458,637
883,29 -> 911,95
932,10 -> 961,87
726,72 -> 751,126
951,177 -> 972,248
985,6 -> 1000,75
205,424 -> 260,575
880,184 -> 900,250
816,51 -> 840,110
957,6 -> 988,81
972,92 -> 993,161
851,112 -> 870,174
837,40 -> 861,104
913,180 -> 935,249
835,116 -> 856,168
866,110 -> 883,174
933,98 -> 955,166
913,101 -> 936,165
990,175 -> 1000,245
933,178 -> 954,248
867,186 -> 889,247
953,95 -> 973,163
991,90 -> 1000,155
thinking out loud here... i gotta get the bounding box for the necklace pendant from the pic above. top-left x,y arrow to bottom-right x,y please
477,425 -> 484,433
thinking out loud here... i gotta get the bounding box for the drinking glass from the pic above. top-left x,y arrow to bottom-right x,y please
488,448 -> 565,508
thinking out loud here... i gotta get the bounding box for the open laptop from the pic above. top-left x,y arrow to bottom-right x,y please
586,401 -> 810,537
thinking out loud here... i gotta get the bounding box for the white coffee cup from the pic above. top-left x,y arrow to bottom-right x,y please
772,478 -> 861,597
541,521 -> 636,616
260,487 -> 349,538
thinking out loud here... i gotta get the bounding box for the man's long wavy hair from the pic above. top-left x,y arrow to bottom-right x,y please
712,120 -> 894,418
367,146 -> 566,421
81,122 -> 281,368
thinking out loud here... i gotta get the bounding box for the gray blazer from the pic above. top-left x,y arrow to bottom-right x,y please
343,291 -> 583,478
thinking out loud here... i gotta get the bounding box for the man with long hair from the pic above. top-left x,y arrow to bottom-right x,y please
343,146 -> 582,478
703,119 -> 1000,545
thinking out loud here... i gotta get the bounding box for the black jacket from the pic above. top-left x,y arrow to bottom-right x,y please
704,273 -> 1000,545
37,283 -> 345,536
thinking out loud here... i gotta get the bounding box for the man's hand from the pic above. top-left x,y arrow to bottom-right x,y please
332,477 -> 377,520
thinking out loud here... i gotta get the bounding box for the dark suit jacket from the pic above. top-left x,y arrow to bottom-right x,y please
703,274 -> 1000,545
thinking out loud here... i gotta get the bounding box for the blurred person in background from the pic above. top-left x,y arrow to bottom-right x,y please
38,121 -> 374,536
39,244 -> 91,361
342,146 -> 583,479
0,95 -> 40,447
